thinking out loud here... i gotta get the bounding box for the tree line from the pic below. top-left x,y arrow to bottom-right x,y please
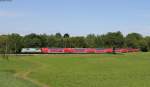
0,31 -> 150,54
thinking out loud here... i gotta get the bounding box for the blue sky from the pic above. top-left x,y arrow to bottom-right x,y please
0,0 -> 150,36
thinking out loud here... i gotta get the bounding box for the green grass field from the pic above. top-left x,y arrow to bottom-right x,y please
0,53 -> 150,87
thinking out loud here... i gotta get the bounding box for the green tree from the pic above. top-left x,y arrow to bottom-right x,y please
102,31 -> 125,48
95,35 -> 104,48
8,33 -> 22,53
23,33 -> 42,48
64,33 -> 70,38
86,34 -> 96,48
55,33 -> 63,48
55,33 -> 62,38
0,35 -> 10,60
125,33 -> 143,48
47,35 -> 62,48
39,34 -> 49,47
145,36 -> 150,50
139,39 -> 148,52
70,37 -> 87,48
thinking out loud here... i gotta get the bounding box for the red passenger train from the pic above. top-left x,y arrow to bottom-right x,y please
21,48 -> 140,54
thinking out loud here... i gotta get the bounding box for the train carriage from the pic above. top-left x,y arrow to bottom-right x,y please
72,48 -> 86,53
41,48 -> 64,53
21,48 -> 41,53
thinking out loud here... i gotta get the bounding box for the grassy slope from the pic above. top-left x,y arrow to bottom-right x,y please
0,72 -> 38,87
1,53 -> 150,87
0,56 -> 39,87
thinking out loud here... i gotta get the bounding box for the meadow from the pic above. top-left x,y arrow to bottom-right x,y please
0,53 -> 150,87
